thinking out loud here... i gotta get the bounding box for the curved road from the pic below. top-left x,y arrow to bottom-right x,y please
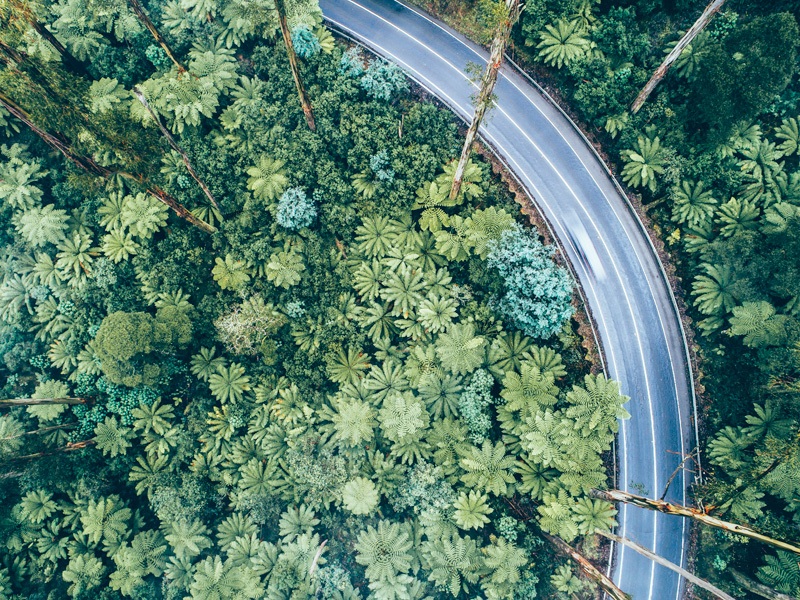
321,1 -> 696,598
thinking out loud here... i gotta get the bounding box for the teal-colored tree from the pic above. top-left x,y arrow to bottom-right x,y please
486,224 -> 574,339
276,187 -> 317,230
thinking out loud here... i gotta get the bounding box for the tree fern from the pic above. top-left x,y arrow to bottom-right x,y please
164,519 -> 212,560
19,490 -> 57,524
691,264 -> 736,317
435,322 -> 486,375
501,361 -> 559,414
481,537 -> 527,599
212,255 -> 252,291
265,249 -> 304,289
0,162 -> 45,214
671,180 -> 717,227
421,530 -> 481,597
63,553 -> 105,597
715,197 -> 760,237
246,156 -> 288,202
356,216 -> 398,259
775,116 -> 800,157
278,505 -> 319,542
342,477 -> 380,515
757,551 -> 800,595
434,215 -> 472,262
621,135 -> 667,192
413,180 -> 457,232
94,416 -> 133,457
102,228 -> 138,263
355,520 -> 413,583
460,440 -> 516,496
464,206 -> 514,259
188,555 -> 263,600
536,19 -> 590,69
379,391 -> 429,443
191,347 -> 227,381
209,362 -> 251,403
15,204 -> 69,248
81,495 -> 132,545
88,77 -> 128,113
572,497 -> 617,534
729,301 -> 787,347
452,490 -> 492,530
121,193 -> 169,240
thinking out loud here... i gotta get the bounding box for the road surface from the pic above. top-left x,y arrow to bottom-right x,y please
320,1 -> 697,598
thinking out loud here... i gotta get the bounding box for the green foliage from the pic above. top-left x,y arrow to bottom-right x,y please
212,254 -> 252,291
209,362 -> 251,403
452,490 -> 493,530
436,323 -> 486,375
277,187 -> 317,230
621,135 -> 666,192
536,19 -> 590,69
341,477 -> 379,515
729,301 -> 787,347
486,224 -> 574,339
355,520 -> 413,583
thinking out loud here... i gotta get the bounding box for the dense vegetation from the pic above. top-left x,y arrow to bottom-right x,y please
0,0 -> 636,598
420,0 -> 800,596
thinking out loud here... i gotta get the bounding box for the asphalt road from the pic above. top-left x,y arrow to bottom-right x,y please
320,1 -> 697,598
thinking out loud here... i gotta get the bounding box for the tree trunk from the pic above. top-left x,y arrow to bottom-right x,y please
597,530 -> 735,600
730,568 -> 795,600
631,0 -> 726,113
6,440 -> 94,462
147,184 -> 217,233
0,91 -> 112,176
27,20 -> 85,74
275,0 -> 315,132
1,0 -> 86,73
133,86 -> 219,211
2,424 -> 73,440
0,397 -> 86,407
542,532 -> 631,600
127,0 -> 185,72
450,0 -> 521,202
593,489 -> 800,555
0,92 -> 216,233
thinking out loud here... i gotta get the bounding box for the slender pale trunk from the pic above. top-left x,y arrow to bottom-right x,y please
631,0 -> 726,113
542,532 -> 631,600
275,0 -> 315,131
127,0 -> 185,72
450,0 -> 521,202
730,569 -> 795,600
133,86 -> 219,210
597,530 -> 735,600
593,489 -> 800,555
0,397 -> 86,406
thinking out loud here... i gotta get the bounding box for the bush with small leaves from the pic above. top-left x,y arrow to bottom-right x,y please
276,187 -> 317,230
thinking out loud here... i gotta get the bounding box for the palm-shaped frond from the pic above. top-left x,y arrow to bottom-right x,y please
355,520 -> 413,583
621,136 -> 666,192
691,264 -> 736,316
671,180 -> 717,227
536,19 -> 589,69
460,440 -> 516,496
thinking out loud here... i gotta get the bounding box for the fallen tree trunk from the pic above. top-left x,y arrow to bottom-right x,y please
542,532 -> 631,600
594,489 -> 800,555
631,0 -> 726,113
0,397 -> 86,406
730,568 -> 795,600
597,530 -> 735,600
